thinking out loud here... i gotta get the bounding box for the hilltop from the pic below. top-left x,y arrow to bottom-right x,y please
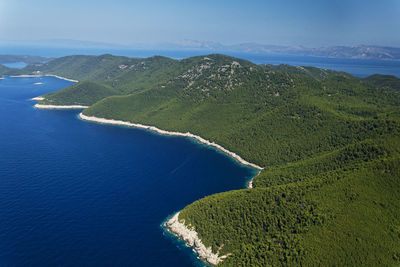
1,54 -> 400,266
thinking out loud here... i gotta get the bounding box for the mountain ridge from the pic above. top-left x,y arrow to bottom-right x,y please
166,40 -> 400,61
2,39 -> 400,61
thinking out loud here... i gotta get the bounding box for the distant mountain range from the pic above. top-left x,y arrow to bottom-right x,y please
163,39 -> 400,61
2,38 -> 400,61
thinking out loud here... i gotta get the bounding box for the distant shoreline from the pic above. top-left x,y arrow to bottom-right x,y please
9,74 -> 79,83
20,74 -> 80,108
31,86 -> 263,171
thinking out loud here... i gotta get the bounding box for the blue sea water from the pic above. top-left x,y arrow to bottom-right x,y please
1,44 -> 400,77
0,62 -> 27,69
0,76 -> 257,266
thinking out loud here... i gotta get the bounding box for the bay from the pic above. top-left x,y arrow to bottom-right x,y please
0,62 -> 27,69
0,76 -> 257,266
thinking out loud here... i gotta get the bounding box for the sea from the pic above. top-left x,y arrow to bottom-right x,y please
1,62 -> 27,69
1,47 -> 399,266
0,76 -> 257,266
0,44 -> 400,77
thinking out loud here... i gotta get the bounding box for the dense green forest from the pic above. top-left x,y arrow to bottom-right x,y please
0,64 -> 9,74
1,54 -> 399,266
0,64 -> 25,76
0,54 -> 49,64
39,80 -> 119,106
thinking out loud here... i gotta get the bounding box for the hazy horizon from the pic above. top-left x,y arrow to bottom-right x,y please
2,38 -> 400,50
1,0 -> 399,48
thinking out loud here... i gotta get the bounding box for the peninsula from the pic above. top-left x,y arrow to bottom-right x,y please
2,53 -> 400,266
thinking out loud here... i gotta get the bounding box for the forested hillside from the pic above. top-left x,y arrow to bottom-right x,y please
80,55 -> 400,266
1,54 -> 399,266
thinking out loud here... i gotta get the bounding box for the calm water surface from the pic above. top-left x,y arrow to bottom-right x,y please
1,44 -> 399,77
0,76 -> 257,266
0,62 -> 27,69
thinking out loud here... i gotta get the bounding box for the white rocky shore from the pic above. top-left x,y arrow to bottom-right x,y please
248,179 -> 254,189
31,96 -> 88,109
247,171 -> 262,189
45,74 -> 79,83
32,106 -> 262,265
79,114 -> 263,265
79,113 -> 263,171
165,212 -> 228,266
10,74 -> 78,83
10,74 -> 42,78
30,96 -> 45,101
35,104 -> 89,109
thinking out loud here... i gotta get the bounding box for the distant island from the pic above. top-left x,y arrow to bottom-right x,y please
0,54 -> 50,64
1,54 -> 399,266
166,40 -> 400,61
3,39 -> 400,61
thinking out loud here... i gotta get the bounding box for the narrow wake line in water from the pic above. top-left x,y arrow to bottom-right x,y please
78,113 -> 262,266
1,75 -> 260,267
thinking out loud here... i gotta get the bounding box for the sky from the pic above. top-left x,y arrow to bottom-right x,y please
0,0 -> 399,47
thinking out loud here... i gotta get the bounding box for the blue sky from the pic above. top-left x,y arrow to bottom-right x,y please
1,0 -> 399,47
